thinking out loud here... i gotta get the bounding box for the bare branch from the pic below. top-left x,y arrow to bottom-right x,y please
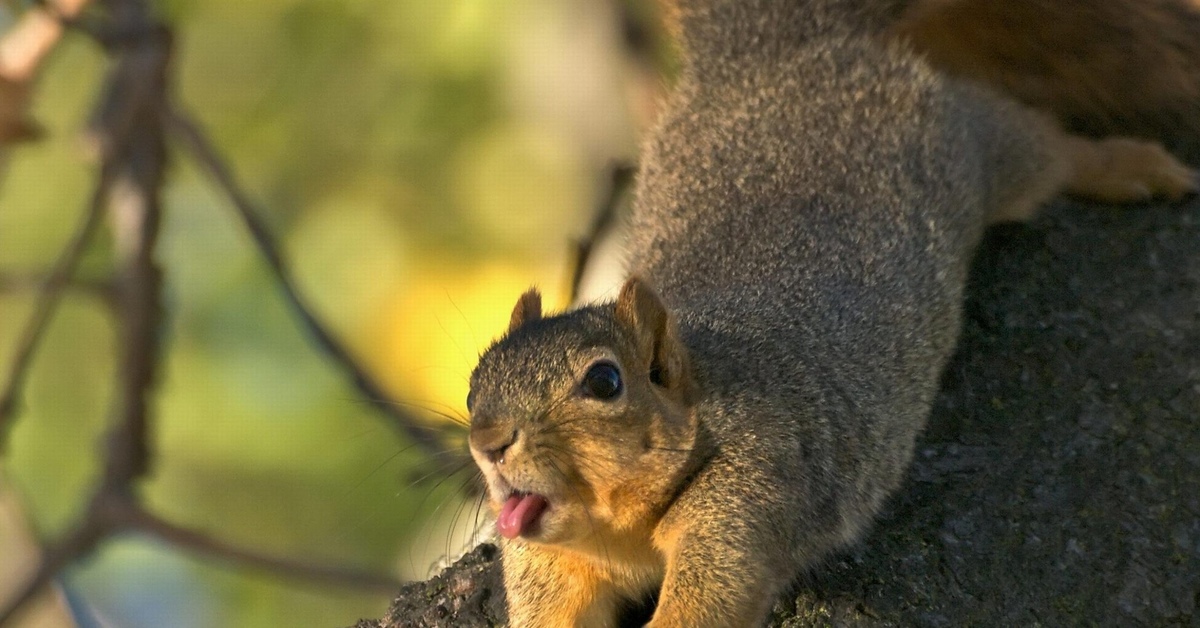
122,505 -> 403,594
81,22 -> 170,162
4,0 -> 479,620
97,22 -> 169,485
165,109 -> 463,467
0,6 -> 170,621
0,1 -> 117,431
568,163 -> 635,303
0,171 -> 108,449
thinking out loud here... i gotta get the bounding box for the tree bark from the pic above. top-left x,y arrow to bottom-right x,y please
356,193 -> 1200,627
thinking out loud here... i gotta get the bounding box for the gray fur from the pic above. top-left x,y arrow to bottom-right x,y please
469,0 -> 1064,624
627,19 -> 1056,560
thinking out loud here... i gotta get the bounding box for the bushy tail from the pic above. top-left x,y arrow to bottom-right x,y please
893,0 -> 1200,163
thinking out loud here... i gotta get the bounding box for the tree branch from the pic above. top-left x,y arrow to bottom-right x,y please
4,0 -> 479,622
0,2 -> 169,621
165,109 -> 463,468
122,505 -> 402,594
0,169 -> 108,449
94,6 -> 168,485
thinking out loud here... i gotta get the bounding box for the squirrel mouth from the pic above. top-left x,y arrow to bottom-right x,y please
497,491 -> 549,539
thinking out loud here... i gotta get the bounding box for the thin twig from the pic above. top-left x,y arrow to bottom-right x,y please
569,163 -> 635,303
0,486 -> 400,627
4,0 -> 427,621
122,505 -> 402,593
165,109 -> 462,467
0,170 -> 109,448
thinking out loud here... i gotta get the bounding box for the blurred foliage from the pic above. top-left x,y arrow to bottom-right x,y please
0,0 -> 640,625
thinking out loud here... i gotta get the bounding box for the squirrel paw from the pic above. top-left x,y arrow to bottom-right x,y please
1065,137 -> 1198,204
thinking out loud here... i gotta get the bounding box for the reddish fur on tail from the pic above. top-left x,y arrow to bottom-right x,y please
893,0 -> 1200,162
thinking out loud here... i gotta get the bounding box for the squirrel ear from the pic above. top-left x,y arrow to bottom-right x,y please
615,277 -> 691,395
508,288 -> 542,333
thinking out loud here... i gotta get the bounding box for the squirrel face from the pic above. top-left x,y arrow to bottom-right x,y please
468,278 -> 701,554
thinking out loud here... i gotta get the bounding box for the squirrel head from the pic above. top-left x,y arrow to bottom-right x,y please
467,277 -> 700,552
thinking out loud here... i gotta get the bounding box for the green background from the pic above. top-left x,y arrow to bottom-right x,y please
0,0 -> 651,625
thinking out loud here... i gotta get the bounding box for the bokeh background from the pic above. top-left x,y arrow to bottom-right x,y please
0,0 -> 663,625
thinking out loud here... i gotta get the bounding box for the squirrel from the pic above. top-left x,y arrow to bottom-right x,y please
466,1 -> 1198,626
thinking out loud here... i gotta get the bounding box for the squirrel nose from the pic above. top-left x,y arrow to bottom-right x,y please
470,425 -> 518,464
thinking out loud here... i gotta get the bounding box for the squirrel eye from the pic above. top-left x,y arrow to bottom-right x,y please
466,389 -> 476,413
581,362 -> 622,400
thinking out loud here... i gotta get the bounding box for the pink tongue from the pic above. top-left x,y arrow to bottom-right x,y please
496,493 -> 548,539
